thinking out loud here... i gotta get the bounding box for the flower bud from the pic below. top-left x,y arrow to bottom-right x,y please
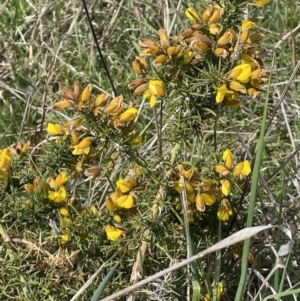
103,95 -> 123,114
132,57 -> 148,74
209,9 -> 220,23
186,7 -> 200,23
209,23 -> 220,35
47,123 -> 65,135
167,46 -> 180,56
119,107 -> 138,122
153,54 -> 167,67
81,84 -> 92,102
53,100 -> 73,111
94,93 -> 110,107
229,81 -> 247,93
133,83 -> 149,96
158,29 -> 169,48
128,78 -> 147,90
84,166 -> 102,178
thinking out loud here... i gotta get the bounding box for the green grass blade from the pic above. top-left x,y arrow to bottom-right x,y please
90,262 -> 119,301
234,57 -> 274,301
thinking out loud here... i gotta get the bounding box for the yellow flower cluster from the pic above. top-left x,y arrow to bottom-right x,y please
128,1 -> 269,110
0,143 -> 29,188
24,171 -> 98,244
105,173 -> 138,240
0,148 -> 12,188
52,82 -> 139,129
215,149 -> 251,221
171,149 -> 251,223
172,165 -> 217,222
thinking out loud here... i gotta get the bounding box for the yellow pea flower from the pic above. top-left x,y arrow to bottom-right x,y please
215,164 -> 230,176
229,81 -> 247,93
60,233 -> 70,244
195,193 -> 205,212
59,207 -> 69,217
55,171 -> 68,188
215,84 -> 233,103
119,107 -> 138,122
222,149 -> 234,169
48,186 -> 67,203
228,64 -> 252,83
221,179 -> 231,196
24,184 -> 39,194
186,7 -> 200,23
52,99 -> 74,111
106,197 -> 116,213
113,214 -> 122,223
143,80 -> 165,107
252,0 -> 270,6
217,199 -> 235,221
132,57 -> 148,75
0,148 -> 12,169
105,225 -> 123,241
233,160 -> 251,179
241,20 -> 256,31
115,195 -> 134,209
202,193 -> 216,206
116,178 -> 133,193
103,95 -> 123,114
81,84 -> 92,102
47,123 -> 65,135
72,137 -> 93,155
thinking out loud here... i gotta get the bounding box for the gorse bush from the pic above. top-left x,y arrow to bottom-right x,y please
1,0 -> 299,300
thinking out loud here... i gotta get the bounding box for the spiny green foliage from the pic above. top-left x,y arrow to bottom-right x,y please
0,0 -> 300,300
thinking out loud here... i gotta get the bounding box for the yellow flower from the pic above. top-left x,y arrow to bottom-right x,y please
55,171 -> 68,188
103,95 -> 123,114
81,84 -> 92,102
215,84 -> 233,103
132,57 -> 148,74
158,29 -> 169,48
143,80 -> 165,107
0,148 -> 12,169
186,7 -> 200,23
113,214 -> 122,223
241,20 -> 256,31
116,178 -> 134,193
173,179 -> 194,194
233,160 -> 251,179
196,192 -> 216,212
52,99 -> 74,111
105,225 -> 123,241
60,233 -> 70,244
221,179 -> 231,196
204,282 -> 224,301
115,195 -> 134,209
106,196 -> 116,213
59,207 -> 70,217
119,107 -> 138,122
47,123 -> 65,135
72,137 -> 93,155
228,64 -> 252,83
48,186 -> 67,203
222,149 -> 233,169
24,184 -> 39,194
215,164 -> 230,176
202,193 -> 216,206
217,199 -> 235,221
229,81 -> 247,93
251,0 -> 270,6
